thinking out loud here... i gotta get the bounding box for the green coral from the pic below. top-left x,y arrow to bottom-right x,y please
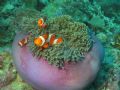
10,9 -> 42,33
0,50 -> 16,88
22,0 -> 37,9
29,15 -> 93,68
112,32 -> 120,49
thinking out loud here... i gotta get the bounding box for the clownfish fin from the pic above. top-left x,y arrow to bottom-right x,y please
42,42 -> 49,49
42,23 -> 47,28
39,42 -> 49,51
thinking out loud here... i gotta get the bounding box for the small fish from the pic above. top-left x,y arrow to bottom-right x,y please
18,37 -> 28,47
48,34 -> 56,46
47,34 -> 63,46
34,33 -> 49,47
38,18 -> 47,28
53,37 -> 63,45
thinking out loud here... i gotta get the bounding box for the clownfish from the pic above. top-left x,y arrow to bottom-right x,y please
48,34 -> 63,46
18,37 -> 28,47
34,33 -> 63,50
34,33 -> 55,46
38,18 -> 47,28
34,33 -> 49,47
53,37 -> 63,45
48,34 -> 56,46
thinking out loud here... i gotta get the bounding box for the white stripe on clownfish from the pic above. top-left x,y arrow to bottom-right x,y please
38,36 -> 45,46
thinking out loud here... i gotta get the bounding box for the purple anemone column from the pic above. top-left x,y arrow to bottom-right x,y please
12,32 -> 104,90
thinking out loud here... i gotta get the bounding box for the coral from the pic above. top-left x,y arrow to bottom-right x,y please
61,0 -> 101,22
22,0 -> 37,9
10,9 -> 41,34
0,55 -> 3,68
11,75 -> 33,90
0,74 -> 33,90
0,7 -> 15,46
60,0 -> 120,35
0,0 -> 5,5
0,27 -> 15,46
111,32 -> 120,49
115,33 -> 120,45
1,3 -> 14,13
88,15 -> 105,28
39,0 -> 49,5
0,0 -> 23,46
96,32 -> 107,44
0,46 -> 33,90
22,0 -> 47,11
0,51 -> 16,88
28,15 -> 93,68
41,3 -> 63,18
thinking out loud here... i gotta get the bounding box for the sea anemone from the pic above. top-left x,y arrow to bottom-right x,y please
12,14 -> 104,90
28,15 -> 93,68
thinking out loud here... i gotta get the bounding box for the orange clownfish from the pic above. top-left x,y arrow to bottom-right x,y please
34,33 -> 63,50
53,37 -> 63,45
48,34 -> 56,46
48,34 -> 63,46
38,18 -> 47,28
34,33 -> 49,47
18,37 -> 28,47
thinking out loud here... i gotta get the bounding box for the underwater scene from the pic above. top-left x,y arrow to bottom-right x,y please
0,0 -> 120,90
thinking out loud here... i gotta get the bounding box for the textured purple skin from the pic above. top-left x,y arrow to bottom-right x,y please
12,32 -> 104,90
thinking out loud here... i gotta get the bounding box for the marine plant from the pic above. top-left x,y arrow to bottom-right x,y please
23,0 -> 37,9
19,15 -> 93,68
12,9 -> 104,90
112,32 -> 120,49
